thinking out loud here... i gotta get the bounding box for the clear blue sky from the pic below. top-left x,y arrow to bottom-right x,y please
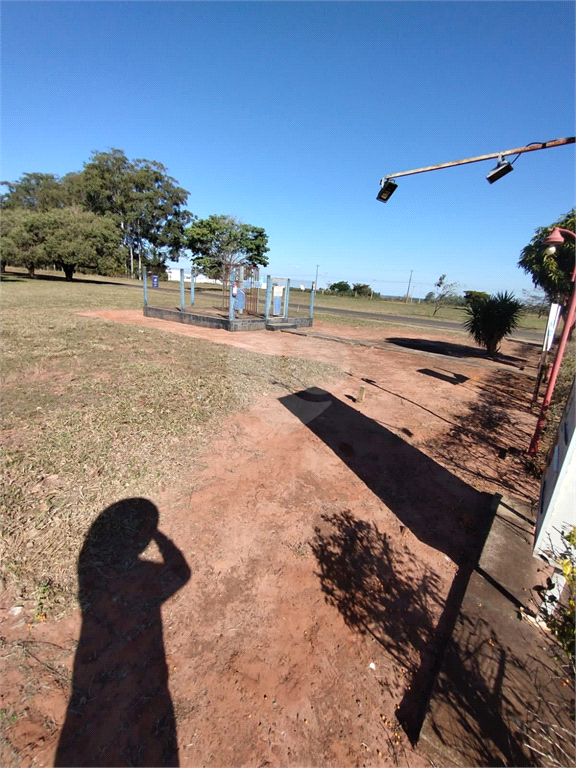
2,1 -> 574,297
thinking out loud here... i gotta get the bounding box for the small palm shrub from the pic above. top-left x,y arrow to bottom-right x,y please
463,291 -> 524,358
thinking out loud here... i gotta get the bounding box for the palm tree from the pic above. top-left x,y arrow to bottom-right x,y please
463,291 -> 524,358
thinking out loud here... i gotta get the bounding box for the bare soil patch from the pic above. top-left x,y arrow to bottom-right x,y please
2,308 -> 543,767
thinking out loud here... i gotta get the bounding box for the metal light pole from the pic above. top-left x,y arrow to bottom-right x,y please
528,227 -> 576,455
314,264 -> 319,291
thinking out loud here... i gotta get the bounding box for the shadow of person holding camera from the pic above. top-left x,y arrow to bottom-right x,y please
55,498 -> 190,767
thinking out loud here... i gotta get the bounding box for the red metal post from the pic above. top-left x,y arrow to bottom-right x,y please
528,229 -> 576,455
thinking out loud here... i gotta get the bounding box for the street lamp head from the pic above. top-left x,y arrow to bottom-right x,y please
486,156 -> 514,184
543,227 -> 569,246
376,178 -> 398,203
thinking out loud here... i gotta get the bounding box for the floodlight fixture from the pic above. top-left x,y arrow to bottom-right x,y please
486,156 -> 514,184
376,178 -> 398,203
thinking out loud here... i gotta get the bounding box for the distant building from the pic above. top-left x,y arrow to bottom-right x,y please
166,268 -> 221,285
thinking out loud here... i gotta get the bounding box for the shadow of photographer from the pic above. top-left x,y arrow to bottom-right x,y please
55,498 -> 190,767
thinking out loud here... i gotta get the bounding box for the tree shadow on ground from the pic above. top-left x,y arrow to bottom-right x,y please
424,365 -> 539,501
427,612 -> 575,767
305,501 -> 574,766
386,337 -> 526,367
54,498 -> 190,767
2,269 -> 142,289
280,388 -> 494,741
306,504 -> 563,765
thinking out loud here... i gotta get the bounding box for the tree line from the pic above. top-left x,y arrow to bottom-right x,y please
1,149 -> 270,281
2,153 -> 572,310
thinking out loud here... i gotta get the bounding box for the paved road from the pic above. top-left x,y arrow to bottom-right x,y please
307,303 -> 544,344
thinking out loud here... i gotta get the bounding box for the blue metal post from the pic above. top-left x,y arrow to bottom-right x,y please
228,268 -> 236,321
283,279 -> 291,319
190,273 -> 195,307
143,267 -> 148,307
180,269 -> 185,311
264,275 -> 272,320
309,287 -> 316,318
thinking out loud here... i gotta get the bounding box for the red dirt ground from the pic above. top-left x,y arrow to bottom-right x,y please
1,313 -> 541,767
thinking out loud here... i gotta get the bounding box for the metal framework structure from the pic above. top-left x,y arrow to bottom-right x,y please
221,265 -> 260,316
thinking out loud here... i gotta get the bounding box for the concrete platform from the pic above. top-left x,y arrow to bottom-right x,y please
143,306 -> 313,332
419,494 -> 574,767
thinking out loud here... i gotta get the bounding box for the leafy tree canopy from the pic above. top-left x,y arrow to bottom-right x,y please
1,173 -> 70,212
518,209 -> 575,303
464,290 -> 490,306
1,150 -> 193,279
186,215 -> 269,280
0,208 -> 51,276
353,283 -> 372,297
329,281 -> 351,294
43,206 -> 124,280
80,149 -> 193,274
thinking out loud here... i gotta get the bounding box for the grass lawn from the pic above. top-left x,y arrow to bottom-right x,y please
0,274 -> 341,615
10,268 -> 548,331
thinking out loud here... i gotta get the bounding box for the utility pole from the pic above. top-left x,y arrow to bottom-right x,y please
314,264 -> 319,291
405,270 -> 413,303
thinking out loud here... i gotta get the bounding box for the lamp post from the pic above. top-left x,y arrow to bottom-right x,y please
376,137 -> 575,201
528,227 -> 576,455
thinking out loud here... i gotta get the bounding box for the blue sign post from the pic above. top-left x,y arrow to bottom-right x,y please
152,274 -> 159,289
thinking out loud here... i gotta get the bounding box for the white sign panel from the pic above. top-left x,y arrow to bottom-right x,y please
543,303 -> 562,352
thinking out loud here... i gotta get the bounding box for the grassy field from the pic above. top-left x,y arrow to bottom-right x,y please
8,268 -> 549,332
1,274 -> 342,616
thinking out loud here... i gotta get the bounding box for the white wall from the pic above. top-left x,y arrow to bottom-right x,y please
534,378 -> 575,561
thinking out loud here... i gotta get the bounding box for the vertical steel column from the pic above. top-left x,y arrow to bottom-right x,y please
309,286 -> 316,318
229,268 -> 236,321
180,269 -> 185,311
264,275 -> 272,320
190,273 -> 195,307
143,267 -> 148,307
283,279 -> 291,319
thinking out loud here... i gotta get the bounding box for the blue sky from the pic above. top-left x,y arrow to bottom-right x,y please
2,1 -> 574,297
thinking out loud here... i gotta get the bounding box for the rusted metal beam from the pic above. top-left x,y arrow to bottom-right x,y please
382,137 -> 575,180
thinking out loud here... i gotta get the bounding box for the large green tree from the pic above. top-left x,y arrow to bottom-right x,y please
518,209 -> 575,303
43,206 -> 124,280
79,149 -> 192,277
353,283 -> 372,298
463,290 -> 490,306
1,209 -> 51,276
186,215 -> 269,280
329,281 -> 351,294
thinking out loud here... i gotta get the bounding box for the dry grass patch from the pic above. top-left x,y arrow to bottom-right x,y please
1,278 -> 342,616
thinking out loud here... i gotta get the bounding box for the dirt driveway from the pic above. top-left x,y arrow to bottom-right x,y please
1,313 -> 540,767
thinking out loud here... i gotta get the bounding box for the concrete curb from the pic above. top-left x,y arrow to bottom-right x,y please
418,494 -> 574,767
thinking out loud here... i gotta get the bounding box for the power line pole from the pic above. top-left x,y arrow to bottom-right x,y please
405,270 -> 413,303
